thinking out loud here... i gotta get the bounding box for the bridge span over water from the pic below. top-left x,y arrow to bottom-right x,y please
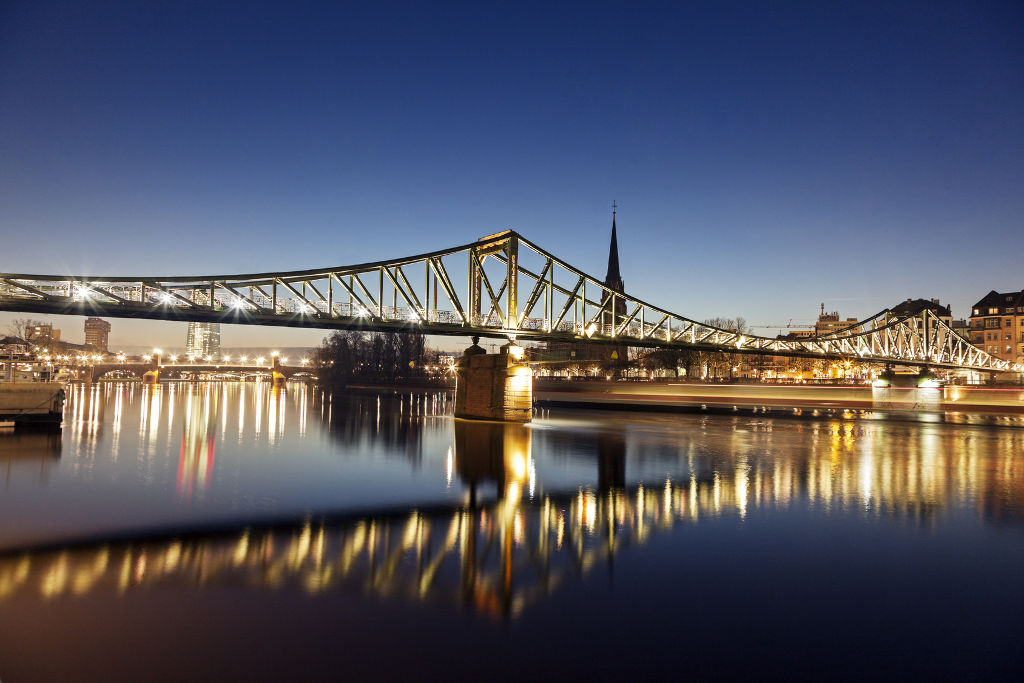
70,357 -> 312,383
1,231 -> 1018,373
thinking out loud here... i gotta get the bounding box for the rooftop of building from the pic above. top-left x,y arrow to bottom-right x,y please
971,289 -> 1024,312
889,298 -> 951,317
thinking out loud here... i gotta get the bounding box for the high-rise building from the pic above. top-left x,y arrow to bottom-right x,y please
969,289 -> 1024,366
185,322 -> 221,360
84,318 -> 112,352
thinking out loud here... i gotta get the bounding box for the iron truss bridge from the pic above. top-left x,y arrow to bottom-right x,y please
0,231 -> 1017,372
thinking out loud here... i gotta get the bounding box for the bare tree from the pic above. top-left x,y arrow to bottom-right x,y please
6,318 -> 44,341
702,317 -> 749,379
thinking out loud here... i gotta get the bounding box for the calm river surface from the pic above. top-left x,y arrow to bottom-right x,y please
1,381 -> 1022,681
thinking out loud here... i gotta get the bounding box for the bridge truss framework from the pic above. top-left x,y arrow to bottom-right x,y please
1,231 -> 1018,373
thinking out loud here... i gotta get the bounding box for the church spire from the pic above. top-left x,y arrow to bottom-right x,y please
605,201 -> 623,292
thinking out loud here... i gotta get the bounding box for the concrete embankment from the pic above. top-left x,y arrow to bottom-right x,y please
533,380 -> 1024,415
0,382 -> 65,429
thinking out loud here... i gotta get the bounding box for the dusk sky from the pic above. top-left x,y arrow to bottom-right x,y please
1,1 -> 1021,350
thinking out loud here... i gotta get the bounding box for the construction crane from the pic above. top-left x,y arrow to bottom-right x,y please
748,320 -> 814,330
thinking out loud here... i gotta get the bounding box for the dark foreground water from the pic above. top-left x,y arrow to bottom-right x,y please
1,382 -> 1022,681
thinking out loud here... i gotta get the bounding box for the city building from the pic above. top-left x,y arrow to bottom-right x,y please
84,318 -> 112,353
814,305 -> 860,336
951,319 -> 970,340
185,322 -> 222,360
969,289 -> 1024,366
25,323 -> 60,346
884,298 -> 954,341
0,335 -> 30,358
888,298 -> 952,324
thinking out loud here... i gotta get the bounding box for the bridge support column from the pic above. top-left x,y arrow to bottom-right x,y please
454,337 -> 532,423
271,357 -> 286,387
142,352 -> 161,384
871,366 -> 940,410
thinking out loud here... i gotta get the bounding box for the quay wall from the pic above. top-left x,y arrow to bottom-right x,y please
0,382 -> 65,428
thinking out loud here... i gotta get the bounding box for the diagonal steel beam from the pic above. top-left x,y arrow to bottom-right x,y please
427,257 -> 466,324
215,281 -> 267,312
552,276 -> 583,330
2,279 -> 54,300
383,267 -> 425,322
614,304 -> 642,337
518,260 -> 552,326
79,282 -> 132,305
330,274 -> 375,319
144,283 -> 198,309
276,278 -> 320,315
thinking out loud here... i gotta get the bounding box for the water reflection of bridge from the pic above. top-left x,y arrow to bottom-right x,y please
0,481 -> 715,617
3,416 -> 1023,616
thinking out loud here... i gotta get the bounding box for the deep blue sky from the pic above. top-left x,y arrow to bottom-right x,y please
1,0 -> 1021,349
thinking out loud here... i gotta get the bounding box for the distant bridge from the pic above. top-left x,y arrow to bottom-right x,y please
1,231 -> 1018,372
79,359 -> 312,382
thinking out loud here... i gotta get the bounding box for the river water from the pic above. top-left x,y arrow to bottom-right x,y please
1,381 -> 1022,681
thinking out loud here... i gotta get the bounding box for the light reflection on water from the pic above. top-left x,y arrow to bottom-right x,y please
1,382 -> 1023,680
0,484 -> 728,617
0,383 -> 1022,545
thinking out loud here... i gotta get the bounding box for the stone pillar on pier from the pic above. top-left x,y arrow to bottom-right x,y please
142,353 -> 160,384
454,338 -> 533,423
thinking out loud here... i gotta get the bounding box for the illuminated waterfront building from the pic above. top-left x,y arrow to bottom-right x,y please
25,323 -> 60,345
970,289 -> 1024,367
185,321 -> 221,360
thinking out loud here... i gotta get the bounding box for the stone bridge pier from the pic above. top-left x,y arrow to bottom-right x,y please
270,356 -> 287,387
142,352 -> 161,384
454,337 -> 533,423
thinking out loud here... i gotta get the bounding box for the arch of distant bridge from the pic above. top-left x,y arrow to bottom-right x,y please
85,362 -> 312,382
